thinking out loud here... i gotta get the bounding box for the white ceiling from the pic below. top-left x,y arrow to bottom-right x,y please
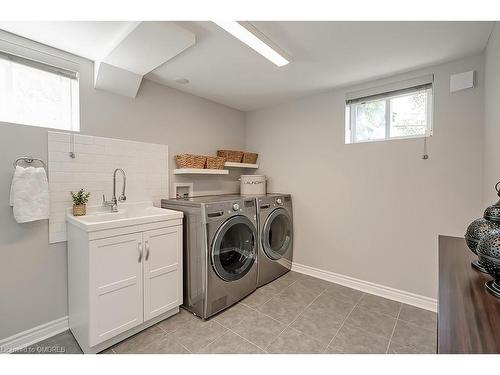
0,21 -> 494,111
0,21 -> 139,61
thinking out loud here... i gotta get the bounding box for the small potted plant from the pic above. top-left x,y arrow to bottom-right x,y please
71,189 -> 90,216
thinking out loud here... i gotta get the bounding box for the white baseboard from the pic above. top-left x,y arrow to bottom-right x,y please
0,316 -> 69,354
292,262 -> 437,312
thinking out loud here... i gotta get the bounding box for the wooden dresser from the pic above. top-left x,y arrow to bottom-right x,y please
438,235 -> 500,353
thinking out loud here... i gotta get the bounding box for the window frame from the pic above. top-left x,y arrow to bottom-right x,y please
346,84 -> 433,145
0,49 -> 80,132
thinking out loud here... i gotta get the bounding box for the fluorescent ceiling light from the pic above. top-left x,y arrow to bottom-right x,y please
213,21 -> 289,67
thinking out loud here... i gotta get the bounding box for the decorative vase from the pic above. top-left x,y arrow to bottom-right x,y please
484,181 -> 500,223
464,218 -> 500,273
477,229 -> 500,298
73,204 -> 86,216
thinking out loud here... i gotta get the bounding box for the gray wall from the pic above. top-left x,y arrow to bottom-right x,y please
484,22 -> 500,204
0,35 -> 245,339
245,55 -> 485,299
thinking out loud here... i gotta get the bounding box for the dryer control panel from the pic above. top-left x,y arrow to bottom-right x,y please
257,194 -> 292,212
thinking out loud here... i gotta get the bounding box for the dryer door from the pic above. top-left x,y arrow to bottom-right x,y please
211,215 -> 257,282
262,208 -> 293,260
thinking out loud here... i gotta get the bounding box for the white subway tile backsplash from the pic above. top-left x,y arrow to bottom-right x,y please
48,132 -> 71,143
50,172 -> 76,182
49,151 -> 73,162
48,141 -> 71,152
49,162 -> 77,172
73,134 -> 95,144
48,131 -> 169,243
74,143 -> 106,155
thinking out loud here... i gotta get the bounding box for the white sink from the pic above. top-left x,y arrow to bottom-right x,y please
66,201 -> 183,232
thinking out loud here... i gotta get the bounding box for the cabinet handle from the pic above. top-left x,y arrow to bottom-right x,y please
145,240 -> 150,261
138,242 -> 143,263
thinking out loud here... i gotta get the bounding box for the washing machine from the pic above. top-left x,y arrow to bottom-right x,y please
257,194 -> 294,287
161,195 -> 258,319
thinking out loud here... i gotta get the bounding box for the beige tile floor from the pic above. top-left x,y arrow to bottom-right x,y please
14,272 -> 437,354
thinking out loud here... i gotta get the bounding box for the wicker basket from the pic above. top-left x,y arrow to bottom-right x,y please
242,152 -> 258,164
73,204 -> 86,216
175,154 -> 207,169
205,156 -> 226,170
217,150 -> 243,163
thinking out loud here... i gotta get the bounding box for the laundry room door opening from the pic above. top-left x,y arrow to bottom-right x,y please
211,216 -> 257,282
263,208 -> 292,260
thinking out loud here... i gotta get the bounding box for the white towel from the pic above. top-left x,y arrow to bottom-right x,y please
9,166 -> 49,223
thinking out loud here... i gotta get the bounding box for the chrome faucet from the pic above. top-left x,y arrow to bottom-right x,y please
103,168 -> 127,212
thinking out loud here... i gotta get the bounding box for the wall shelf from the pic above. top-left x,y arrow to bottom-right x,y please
224,162 -> 259,169
173,168 -> 229,175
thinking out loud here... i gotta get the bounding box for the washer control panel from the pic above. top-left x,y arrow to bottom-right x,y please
205,199 -> 256,223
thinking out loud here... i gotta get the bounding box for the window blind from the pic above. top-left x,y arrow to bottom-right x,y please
0,50 -> 78,80
345,74 -> 434,105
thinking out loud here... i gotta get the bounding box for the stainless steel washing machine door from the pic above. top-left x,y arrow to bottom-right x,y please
211,215 -> 257,282
262,208 -> 293,260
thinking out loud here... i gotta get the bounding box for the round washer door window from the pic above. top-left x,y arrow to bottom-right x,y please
211,215 -> 257,281
262,208 -> 292,260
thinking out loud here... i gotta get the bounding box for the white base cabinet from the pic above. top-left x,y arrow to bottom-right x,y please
67,218 -> 182,353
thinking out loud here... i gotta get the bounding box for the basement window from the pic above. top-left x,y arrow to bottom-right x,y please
0,51 -> 80,131
345,78 -> 433,144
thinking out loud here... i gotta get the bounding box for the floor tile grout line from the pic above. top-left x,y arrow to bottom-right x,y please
212,277 -> 310,354
340,318 -> 396,343
285,325 -> 330,350
188,321 -> 228,353
186,333 -> 221,353
238,300 -> 292,326
286,288 -> 328,328
391,305 -> 438,351
385,303 -> 402,354
390,313 -> 437,354
234,284 -> 337,352
322,293 -> 364,353
213,305 -> 273,353
156,319 -> 193,353
282,294 -> 365,350
241,296 -> 274,310
156,318 -> 189,335
224,326 -> 269,353
395,316 -> 437,332
262,319 -> 294,352
241,305 -> 293,348
355,304 -> 402,320
174,340 -> 192,354
239,273 -> 304,311
241,280 -> 428,346
263,287 -> 327,353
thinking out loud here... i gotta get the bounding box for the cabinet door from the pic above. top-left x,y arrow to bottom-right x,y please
89,233 -> 143,346
143,226 -> 182,321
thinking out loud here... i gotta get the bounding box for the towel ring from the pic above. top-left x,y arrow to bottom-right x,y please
13,157 -> 47,170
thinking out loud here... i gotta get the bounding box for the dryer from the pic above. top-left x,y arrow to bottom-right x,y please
257,194 -> 294,287
161,195 -> 258,319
